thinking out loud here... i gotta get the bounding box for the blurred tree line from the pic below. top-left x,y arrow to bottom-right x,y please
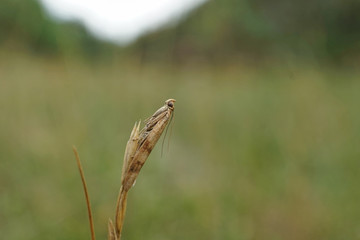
0,0 -> 115,57
1,0 -> 360,64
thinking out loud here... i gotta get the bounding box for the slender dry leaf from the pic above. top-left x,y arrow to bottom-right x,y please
73,146 -> 96,240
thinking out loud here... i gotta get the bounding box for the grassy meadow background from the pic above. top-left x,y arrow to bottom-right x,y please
1,0 -> 360,239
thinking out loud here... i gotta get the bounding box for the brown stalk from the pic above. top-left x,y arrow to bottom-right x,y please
114,186 -> 128,238
73,146 -> 96,240
72,99 -> 175,240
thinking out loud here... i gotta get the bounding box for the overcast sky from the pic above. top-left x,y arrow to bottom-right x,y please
39,0 -> 207,45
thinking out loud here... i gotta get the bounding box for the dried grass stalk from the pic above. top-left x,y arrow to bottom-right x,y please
73,146 -> 96,240
113,99 -> 176,239
73,99 -> 175,240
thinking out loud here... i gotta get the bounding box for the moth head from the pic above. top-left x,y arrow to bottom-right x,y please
165,99 -> 176,110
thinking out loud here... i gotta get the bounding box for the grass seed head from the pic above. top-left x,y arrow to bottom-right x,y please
114,99 -> 175,239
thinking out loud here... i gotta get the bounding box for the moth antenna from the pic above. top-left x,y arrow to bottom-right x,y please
161,110 -> 174,157
167,111 -> 175,153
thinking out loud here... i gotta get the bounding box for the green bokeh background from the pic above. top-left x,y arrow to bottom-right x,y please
1,0 -> 360,239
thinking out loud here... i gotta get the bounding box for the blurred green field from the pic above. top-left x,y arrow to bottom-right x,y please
1,49 -> 360,240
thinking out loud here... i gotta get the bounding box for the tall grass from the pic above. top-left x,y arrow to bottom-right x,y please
1,49 -> 360,239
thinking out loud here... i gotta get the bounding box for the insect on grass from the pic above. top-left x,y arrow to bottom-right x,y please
73,99 -> 176,240
114,99 -> 176,239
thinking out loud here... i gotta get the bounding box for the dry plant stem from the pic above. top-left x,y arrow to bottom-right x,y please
73,146 -> 96,240
114,99 -> 176,239
114,186 -> 128,238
